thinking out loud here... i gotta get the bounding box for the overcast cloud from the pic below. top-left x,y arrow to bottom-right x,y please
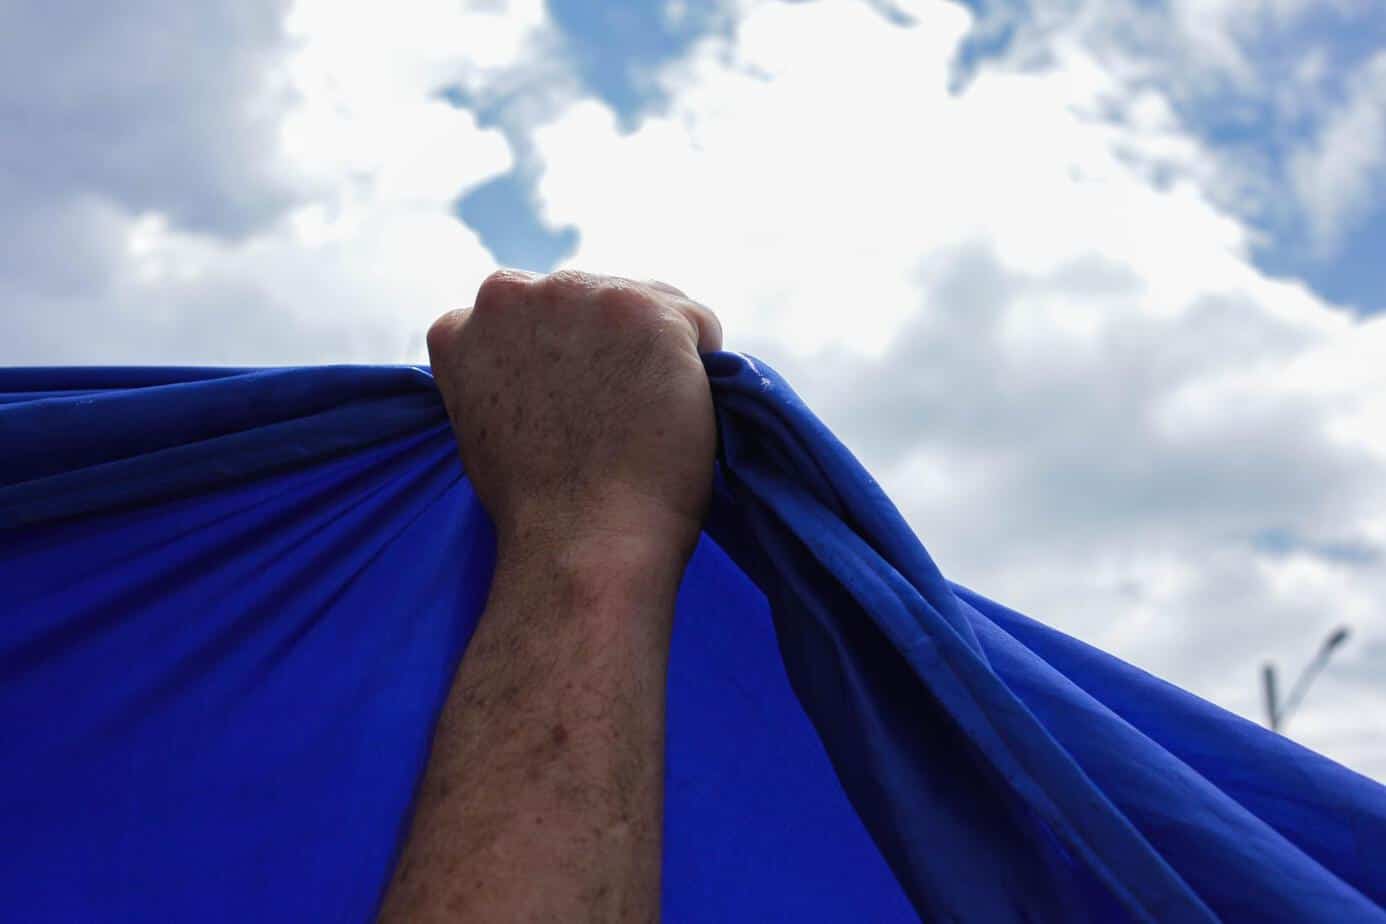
2,0 -> 1383,778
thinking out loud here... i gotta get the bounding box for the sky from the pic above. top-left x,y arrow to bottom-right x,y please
2,0 -> 1385,780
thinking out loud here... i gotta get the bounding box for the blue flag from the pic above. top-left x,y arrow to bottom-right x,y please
2,355 -> 1383,922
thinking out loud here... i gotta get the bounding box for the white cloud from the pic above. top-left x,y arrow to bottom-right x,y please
0,1 -> 300,237
1289,52 -> 1386,257
1,0 -> 554,364
955,0 -> 1386,263
525,0 -> 1386,776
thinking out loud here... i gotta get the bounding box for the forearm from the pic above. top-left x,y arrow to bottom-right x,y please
377,532 -> 682,923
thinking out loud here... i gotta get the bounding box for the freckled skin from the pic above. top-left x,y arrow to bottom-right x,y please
376,269 -> 723,923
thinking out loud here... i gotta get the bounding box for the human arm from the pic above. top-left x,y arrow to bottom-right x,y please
376,269 -> 723,923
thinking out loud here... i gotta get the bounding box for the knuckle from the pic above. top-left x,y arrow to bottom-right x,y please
591,278 -> 656,325
541,268 -> 594,292
537,268 -> 604,306
475,268 -> 536,312
425,310 -> 463,358
646,278 -> 687,298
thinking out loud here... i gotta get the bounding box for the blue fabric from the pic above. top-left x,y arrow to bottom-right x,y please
1,355 -> 1382,923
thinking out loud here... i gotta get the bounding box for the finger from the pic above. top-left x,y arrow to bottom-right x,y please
426,306 -> 473,365
675,298 -> 723,354
634,277 -> 722,352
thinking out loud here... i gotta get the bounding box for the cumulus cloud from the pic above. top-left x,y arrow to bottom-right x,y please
956,0 -> 1386,265
525,0 -> 1386,775
1,0 -> 1382,778
0,0 -> 552,363
1289,52 -> 1386,257
0,1 -> 299,238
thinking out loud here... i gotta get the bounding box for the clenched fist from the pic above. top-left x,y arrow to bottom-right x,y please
426,268 -> 723,571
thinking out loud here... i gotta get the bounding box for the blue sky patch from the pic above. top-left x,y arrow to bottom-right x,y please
448,0 -> 1385,309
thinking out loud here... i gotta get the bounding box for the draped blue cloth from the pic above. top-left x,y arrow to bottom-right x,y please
1,355 -> 1382,923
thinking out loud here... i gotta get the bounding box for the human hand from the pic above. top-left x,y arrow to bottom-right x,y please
387,272 -> 722,922
427,268 -> 723,581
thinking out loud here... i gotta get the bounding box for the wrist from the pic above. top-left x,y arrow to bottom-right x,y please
496,487 -> 702,576
492,517 -> 694,618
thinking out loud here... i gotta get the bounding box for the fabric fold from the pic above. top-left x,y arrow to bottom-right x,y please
1,356 -> 1382,923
